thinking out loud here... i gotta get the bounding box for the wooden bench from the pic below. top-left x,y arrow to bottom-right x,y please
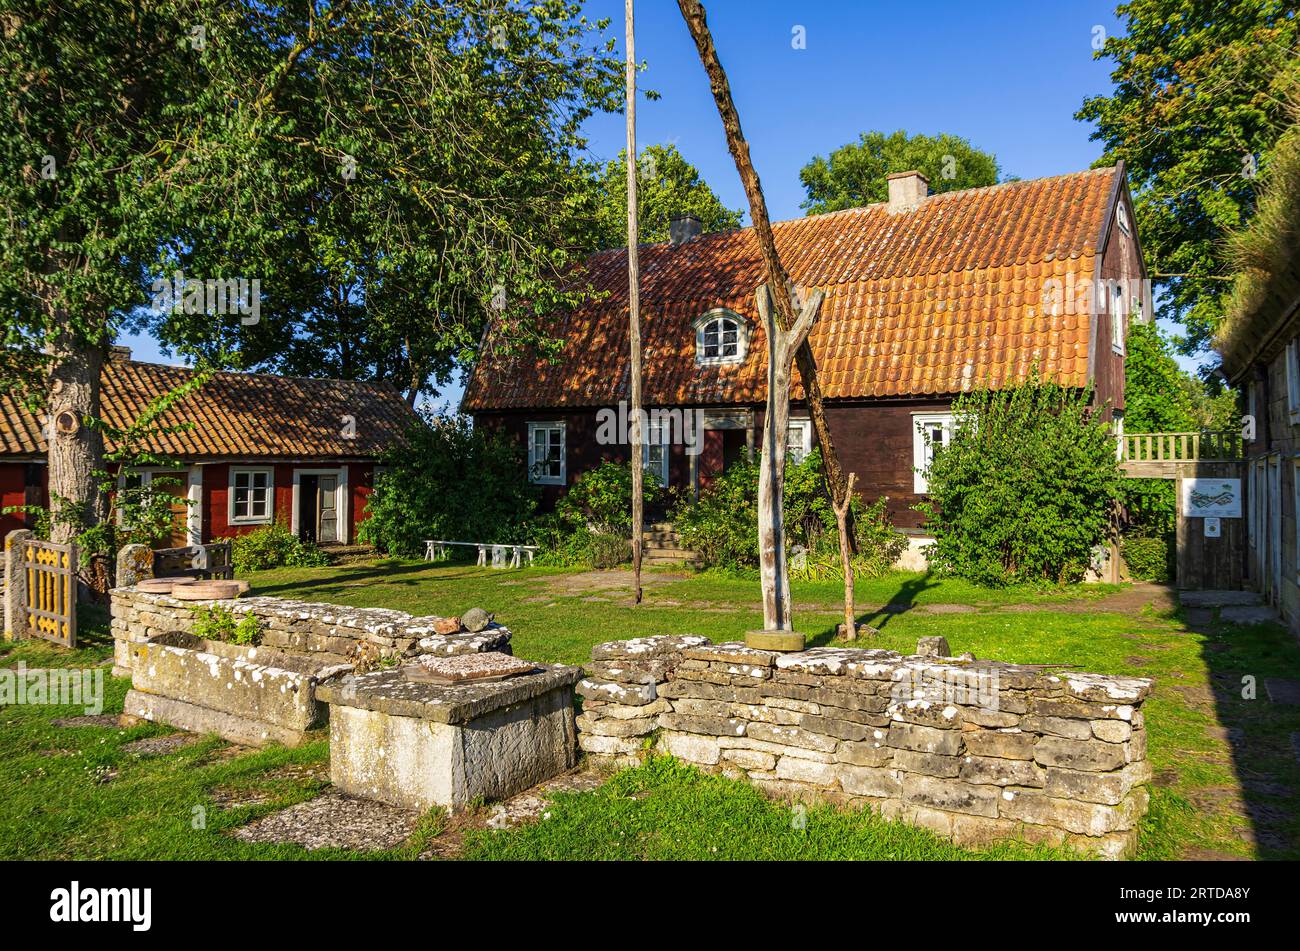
424,540 -> 538,569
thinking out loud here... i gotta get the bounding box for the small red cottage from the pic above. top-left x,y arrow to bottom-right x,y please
0,350 -> 420,546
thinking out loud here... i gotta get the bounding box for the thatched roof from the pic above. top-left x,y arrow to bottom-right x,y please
1216,85 -> 1300,383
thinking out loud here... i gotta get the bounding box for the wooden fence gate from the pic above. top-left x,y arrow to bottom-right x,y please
2,533 -> 77,647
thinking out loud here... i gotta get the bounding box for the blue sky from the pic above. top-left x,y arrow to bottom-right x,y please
125,0 -> 1197,399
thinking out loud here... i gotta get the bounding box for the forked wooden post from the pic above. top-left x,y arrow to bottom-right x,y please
834,472 -> 858,640
748,283 -> 823,651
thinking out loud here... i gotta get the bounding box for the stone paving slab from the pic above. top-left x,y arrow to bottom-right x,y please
1179,590 -> 1264,608
231,788 -> 419,852
1264,679 -> 1300,706
1219,605 -> 1280,625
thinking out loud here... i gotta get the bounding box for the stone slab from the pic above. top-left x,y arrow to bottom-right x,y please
317,663 -> 582,725
1219,605 -> 1280,625
124,689 -> 313,748
1178,589 -> 1263,607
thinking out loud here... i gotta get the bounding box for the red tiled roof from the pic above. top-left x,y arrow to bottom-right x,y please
0,360 -> 420,459
462,167 -> 1120,410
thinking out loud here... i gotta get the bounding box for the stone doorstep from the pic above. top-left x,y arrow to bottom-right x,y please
316,663 -> 583,725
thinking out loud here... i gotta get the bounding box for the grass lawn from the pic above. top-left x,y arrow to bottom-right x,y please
2,559 -> 1297,860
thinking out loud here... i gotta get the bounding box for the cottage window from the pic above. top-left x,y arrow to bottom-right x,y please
912,413 -> 954,494
1111,285 -> 1126,353
642,418 -> 670,488
1116,200 -> 1131,236
229,468 -> 273,524
695,310 -> 747,366
788,418 -> 813,464
527,421 -> 565,485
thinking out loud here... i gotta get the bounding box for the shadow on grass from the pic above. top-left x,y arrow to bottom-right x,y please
804,572 -> 942,648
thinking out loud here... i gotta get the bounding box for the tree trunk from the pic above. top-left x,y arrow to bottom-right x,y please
756,284 -> 822,634
625,0 -> 644,604
834,471 -> 858,640
676,0 -> 857,552
46,331 -> 106,545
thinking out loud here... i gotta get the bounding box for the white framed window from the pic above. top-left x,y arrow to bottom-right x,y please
642,417 -> 670,488
229,467 -> 273,524
527,421 -> 566,485
1287,341 -> 1300,422
1111,284 -> 1126,353
695,309 -> 748,366
787,418 -> 813,464
1116,200 -> 1131,236
912,413 -> 954,494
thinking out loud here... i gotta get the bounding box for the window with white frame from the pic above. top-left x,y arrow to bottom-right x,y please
229,467 -> 272,524
527,421 -> 565,485
1111,284 -> 1126,353
912,413 -> 954,493
787,418 -> 813,464
642,417 -> 670,488
1116,200 -> 1131,236
1288,341 -> 1300,422
695,310 -> 747,366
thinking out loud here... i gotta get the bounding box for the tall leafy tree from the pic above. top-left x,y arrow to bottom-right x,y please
1077,0 -> 1300,354
592,143 -> 743,247
0,0 -> 622,544
799,129 -> 1000,214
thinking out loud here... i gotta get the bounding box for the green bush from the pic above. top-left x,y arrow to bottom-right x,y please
531,462 -> 658,568
671,449 -> 906,575
1121,533 -> 1174,583
229,521 -> 329,573
556,460 -> 663,534
191,604 -> 264,646
360,412 -> 539,557
916,373 -> 1123,586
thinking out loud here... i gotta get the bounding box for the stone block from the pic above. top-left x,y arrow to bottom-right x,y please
901,774 -> 1000,817
887,721 -> 963,755
961,728 -> 1035,760
1032,735 -> 1131,772
1043,761 -> 1151,805
837,764 -> 903,798
775,756 -> 839,787
834,740 -> 893,768
663,732 -> 721,766
958,755 -> 1045,787
746,722 -> 838,753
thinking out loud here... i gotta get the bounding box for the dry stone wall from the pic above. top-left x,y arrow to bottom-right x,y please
110,587 -> 511,678
577,636 -> 1153,859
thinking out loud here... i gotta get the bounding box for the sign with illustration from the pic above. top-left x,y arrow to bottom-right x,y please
1182,478 -> 1241,518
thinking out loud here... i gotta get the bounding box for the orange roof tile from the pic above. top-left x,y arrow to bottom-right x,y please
463,167 -> 1119,410
0,360 -> 419,460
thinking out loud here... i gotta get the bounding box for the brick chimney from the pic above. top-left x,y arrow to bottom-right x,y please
109,344 -> 132,362
886,170 -> 930,214
669,213 -> 702,245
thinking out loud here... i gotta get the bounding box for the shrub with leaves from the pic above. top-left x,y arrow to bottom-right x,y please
532,461 -> 660,568
672,449 -> 905,575
229,521 -> 328,573
916,374 -> 1123,586
1121,533 -> 1173,583
360,412 -> 539,557
191,604 -> 263,646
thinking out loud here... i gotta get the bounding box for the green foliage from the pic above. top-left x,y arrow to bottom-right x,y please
531,461 -> 660,569
672,450 -> 905,575
1077,1 -> 1300,352
592,144 -> 745,248
800,130 -> 1000,214
917,374 -> 1124,586
1121,533 -> 1174,584
359,413 -> 539,557
229,522 -> 328,574
190,604 -> 264,647
556,461 -> 663,535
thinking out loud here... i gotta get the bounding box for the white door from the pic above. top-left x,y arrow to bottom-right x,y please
318,476 -> 339,544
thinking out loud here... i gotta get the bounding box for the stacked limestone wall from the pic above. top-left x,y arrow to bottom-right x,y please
110,588 -> 510,678
577,637 -> 1153,859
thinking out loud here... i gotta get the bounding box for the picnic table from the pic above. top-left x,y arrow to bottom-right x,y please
424,539 -> 538,569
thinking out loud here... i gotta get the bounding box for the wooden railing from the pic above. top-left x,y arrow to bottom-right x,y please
1119,431 -> 1243,463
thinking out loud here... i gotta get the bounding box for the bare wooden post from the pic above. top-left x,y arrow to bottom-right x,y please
676,0 -> 857,553
625,0 -> 644,604
834,472 -> 858,640
748,284 -> 823,650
